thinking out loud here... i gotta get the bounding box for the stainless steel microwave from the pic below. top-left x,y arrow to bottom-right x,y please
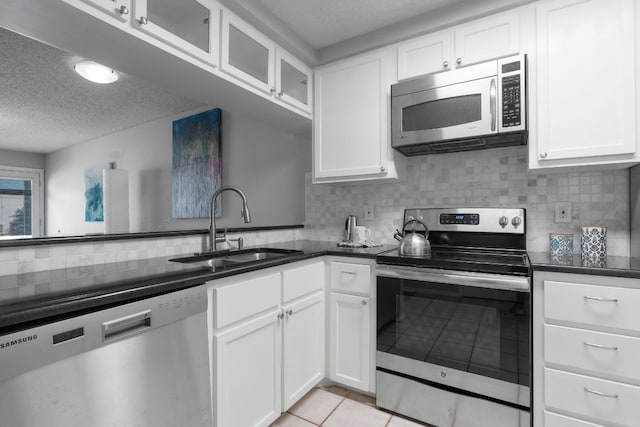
391,54 -> 527,156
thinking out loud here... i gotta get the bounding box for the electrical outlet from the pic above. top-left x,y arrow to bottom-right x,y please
555,202 -> 571,223
363,205 -> 375,221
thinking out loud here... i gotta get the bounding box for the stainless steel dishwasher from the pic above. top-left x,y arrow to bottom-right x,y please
0,285 -> 212,427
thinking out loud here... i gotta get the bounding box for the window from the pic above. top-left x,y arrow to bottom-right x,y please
0,167 -> 43,239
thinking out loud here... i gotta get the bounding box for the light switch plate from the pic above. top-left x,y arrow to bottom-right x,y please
555,202 -> 571,223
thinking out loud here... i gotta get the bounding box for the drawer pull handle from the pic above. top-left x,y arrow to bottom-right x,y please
342,271 -> 357,276
584,387 -> 619,399
584,296 -> 618,303
584,342 -> 619,351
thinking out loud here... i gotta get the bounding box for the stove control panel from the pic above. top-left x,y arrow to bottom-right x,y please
404,207 -> 526,234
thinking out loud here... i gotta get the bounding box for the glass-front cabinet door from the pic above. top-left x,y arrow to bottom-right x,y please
276,49 -> 312,113
133,0 -> 219,67
220,9 -> 275,96
77,0 -> 132,22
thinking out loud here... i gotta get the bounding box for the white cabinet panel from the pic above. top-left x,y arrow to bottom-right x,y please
453,11 -> 520,68
329,292 -> 370,392
544,280 -> 640,333
282,261 -> 324,303
530,0 -> 637,169
329,261 -> 371,295
212,272 -> 281,329
397,30 -> 452,80
545,324 -> 640,381
545,368 -> 640,426
213,309 -> 282,427
314,48 -> 398,182
282,292 -> 325,411
276,49 -> 313,114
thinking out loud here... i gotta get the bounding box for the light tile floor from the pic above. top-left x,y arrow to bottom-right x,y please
270,386 -> 432,427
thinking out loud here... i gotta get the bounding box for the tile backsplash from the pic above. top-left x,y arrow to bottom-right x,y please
305,147 -> 630,256
0,228 -> 303,277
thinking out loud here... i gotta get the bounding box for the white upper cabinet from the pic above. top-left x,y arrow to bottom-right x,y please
314,48 -> 399,183
133,0 -> 220,67
453,11 -> 521,68
76,0 -> 131,22
276,49 -> 313,113
221,9 -> 313,115
397,9 -> 522,80
529,0 -> 638,170
397,30 -> 452,80
221,8 -> 275,95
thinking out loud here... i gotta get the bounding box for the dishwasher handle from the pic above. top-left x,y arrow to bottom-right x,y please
103,310 -> 151,343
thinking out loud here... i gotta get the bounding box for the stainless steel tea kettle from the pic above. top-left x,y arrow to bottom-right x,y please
394,218 -> 431,257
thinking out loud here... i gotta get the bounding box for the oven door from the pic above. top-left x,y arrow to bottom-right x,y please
376,265 -> 530,409
391,76 -> 497,148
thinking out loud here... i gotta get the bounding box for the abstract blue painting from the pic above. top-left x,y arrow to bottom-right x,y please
172,108 -> 222,219
84,162 -> 111,222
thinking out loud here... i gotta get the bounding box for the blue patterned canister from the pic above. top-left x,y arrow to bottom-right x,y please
549,233 -> 573,258
581,226 -> 607,258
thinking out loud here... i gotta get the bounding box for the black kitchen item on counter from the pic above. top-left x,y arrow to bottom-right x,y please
376,207 -> 531,427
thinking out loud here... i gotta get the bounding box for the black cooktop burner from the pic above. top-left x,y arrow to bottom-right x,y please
376,246 -> 531,276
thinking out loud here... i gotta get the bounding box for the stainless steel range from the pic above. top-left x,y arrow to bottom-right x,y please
376,207 -> 531,427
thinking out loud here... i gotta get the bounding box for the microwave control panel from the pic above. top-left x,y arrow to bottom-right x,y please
501,74 -> 521,127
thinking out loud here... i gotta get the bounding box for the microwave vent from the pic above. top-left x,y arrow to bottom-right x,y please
395,131 -> 528,157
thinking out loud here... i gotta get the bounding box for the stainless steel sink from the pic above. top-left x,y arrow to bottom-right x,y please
169,248 -> 303,269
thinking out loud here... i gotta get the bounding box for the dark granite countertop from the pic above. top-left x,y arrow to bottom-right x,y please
528,252 -> 640,279
0,240 -> 394,333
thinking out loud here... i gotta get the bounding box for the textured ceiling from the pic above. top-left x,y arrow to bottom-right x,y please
0,27 -> 204,154
258,0 -> 470,49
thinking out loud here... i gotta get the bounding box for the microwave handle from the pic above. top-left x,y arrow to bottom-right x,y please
490,78 -> 497,132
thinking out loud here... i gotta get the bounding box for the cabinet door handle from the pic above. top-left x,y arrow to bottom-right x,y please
584,342 -> 619,351
456,57 -> 462,65
118,5 -> 129,15
540,152 -> 548,159
443,60 -> 449,68
584,296 -> 619,303
584,387 -> 619,399
286,309 -> 293,316
277,312 -> 285,320
361,300 -> 367,306
138,16 -> 148,25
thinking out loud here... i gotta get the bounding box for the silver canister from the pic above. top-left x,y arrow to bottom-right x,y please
345,215 -> 358,241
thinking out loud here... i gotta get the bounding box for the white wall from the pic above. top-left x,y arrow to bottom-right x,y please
0,149 -> 45,169
45,107 -> 311,237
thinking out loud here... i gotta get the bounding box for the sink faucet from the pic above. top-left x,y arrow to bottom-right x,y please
209,186 -> 251,251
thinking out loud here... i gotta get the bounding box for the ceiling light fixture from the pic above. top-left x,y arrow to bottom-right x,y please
74,60 -> 120,84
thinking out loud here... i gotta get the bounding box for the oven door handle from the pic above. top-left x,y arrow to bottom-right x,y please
376,265 -> 530,292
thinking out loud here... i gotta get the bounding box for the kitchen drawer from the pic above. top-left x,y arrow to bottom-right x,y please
545,324 -> 640,382
330,262 -> 371,295
544,411 -> 603,427
282,261 -> 325,303
545,367 -> 640,426
544,280 -> 640,333
212,272 -> 281,328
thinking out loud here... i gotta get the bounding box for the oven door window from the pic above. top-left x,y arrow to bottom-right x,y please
377,276 -> 529,386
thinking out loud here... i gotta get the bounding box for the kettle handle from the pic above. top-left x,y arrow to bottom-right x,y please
403,219 -> 429,234
393,229 -> 403,241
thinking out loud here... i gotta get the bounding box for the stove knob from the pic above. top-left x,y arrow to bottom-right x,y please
498,216 -> 509,228
512,216 -> 522,228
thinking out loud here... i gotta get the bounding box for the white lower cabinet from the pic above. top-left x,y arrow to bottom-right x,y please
327,258 -> 375,393
533,271 -> 640,427
329,292 -> 370,391
209,261 -> 325,427
282,291 -> 325,410
213,309 -> 282,427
